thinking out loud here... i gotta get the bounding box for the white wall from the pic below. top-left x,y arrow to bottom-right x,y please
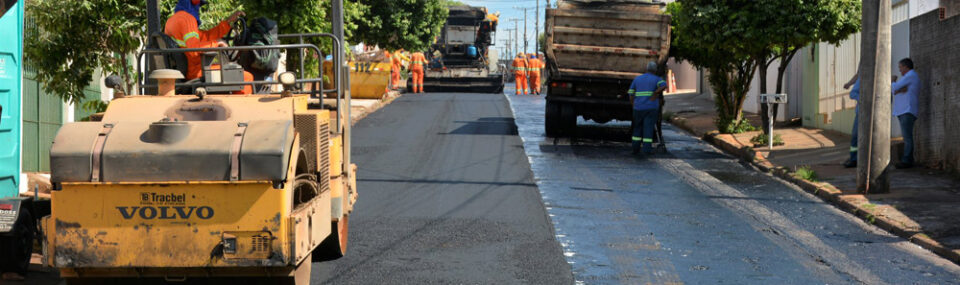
667,58 -> 699,92
743,56 -> 803,121
911,0 -> 943,18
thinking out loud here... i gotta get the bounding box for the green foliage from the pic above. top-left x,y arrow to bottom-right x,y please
668,1 -> 761,133
668,0 -> 861,135
26,0 -> 441,103
538,33 -> 546,53
749,0 -> 861,133
25,0 -> 144,104
750,133 -> 784,146
794,165 -> 819,182
81,100 -> 109,113
354,0 -> 448,51
159,0 -> 241,30
716,116 -> 756,134
25,0 -> 239,104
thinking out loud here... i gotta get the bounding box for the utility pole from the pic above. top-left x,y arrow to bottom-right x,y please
523,8 -> 529,53
535,0 -> 540,54
503,27 -> 515,57
858,0 -> 892,194
508,19 -> 521,55
514,7 -> 532,54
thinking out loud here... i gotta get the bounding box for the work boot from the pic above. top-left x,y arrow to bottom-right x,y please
843,159 -> 857,168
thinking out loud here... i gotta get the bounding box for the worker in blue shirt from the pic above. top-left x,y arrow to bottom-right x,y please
628,62 -> 667,155
891,58 -> 920,169
843,69 -> 861,168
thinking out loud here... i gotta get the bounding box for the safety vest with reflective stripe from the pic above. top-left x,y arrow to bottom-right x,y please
410,52 -> 427,70
628,73 -> 667,110
164,11 -> 232,80
527,58 -> 542,74
512,57 -> 528,76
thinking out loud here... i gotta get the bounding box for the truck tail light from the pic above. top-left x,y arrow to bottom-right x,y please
551,82 -> 571,89
0,204 -> 12,210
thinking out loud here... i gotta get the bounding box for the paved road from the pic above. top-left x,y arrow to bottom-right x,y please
312,92 -> 574,284
506,90 -> 960,284
20,89 -> 960,285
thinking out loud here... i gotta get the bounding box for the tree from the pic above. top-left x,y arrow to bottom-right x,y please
26,0 -> 445,103
538,33 -> 545,54
25,0 -> 239,104
353,0 -> 448,51
753,0 -> 861,134
668,0 -> 860,134
27,0 -> 142,104
667,1 -> 764,133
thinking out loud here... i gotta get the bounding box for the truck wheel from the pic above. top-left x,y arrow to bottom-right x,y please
559,103 -> 577,134
545,100 -> 561,137
0,207 -> 34,276
312,215 -> 349,261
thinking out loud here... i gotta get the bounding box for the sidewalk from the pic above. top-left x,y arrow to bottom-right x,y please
664,92 -> 960,264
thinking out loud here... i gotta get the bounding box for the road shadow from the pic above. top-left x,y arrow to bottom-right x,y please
446,117 -> 519,136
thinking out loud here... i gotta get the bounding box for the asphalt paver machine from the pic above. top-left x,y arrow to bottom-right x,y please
42,1 -> 358,284
415,5 -> 504,93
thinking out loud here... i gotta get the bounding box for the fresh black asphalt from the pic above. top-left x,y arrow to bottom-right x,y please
312,93 -> 574,284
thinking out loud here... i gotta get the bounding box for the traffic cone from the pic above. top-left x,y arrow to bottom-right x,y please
668,70 -> 677,94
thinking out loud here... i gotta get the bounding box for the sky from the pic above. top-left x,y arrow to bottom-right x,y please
461,0 -> 550,55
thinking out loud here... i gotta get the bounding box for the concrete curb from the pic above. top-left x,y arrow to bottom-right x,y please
666,114 -> 960,264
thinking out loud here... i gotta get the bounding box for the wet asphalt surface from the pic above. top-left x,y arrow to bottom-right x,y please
504,88 -> 960,284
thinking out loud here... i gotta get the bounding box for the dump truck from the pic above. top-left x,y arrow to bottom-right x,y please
42,1 -> 357,284
544,0 -> 671,136
414,5 -> 504,93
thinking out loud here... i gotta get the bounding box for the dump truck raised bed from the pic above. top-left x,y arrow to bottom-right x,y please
414,5 -> 504,93
544,0 -> 670,136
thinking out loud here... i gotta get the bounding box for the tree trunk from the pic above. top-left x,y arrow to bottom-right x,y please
772,50 -> 798,129
120,54 -> 132,97
758,58 -> 771,134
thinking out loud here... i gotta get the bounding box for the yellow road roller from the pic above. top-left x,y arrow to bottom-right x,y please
42,1 -> 357,284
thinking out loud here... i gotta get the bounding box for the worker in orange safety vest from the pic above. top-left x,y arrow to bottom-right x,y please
390,50 -> 410,89
527,54 -> 543,95
512,53 -> 529,95
409,52 -> 427,93
164,0 -> 253,94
